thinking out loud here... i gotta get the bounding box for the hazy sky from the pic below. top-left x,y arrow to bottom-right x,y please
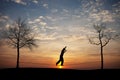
0,0 -> 120,69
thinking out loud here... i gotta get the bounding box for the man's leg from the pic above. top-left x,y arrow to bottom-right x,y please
56,60 -> 60,66
61,58 -> 64,66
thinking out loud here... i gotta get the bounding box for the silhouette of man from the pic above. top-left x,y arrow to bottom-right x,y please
56,46 -> 67,66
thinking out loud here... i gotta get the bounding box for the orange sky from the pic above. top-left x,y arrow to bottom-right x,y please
0,39 -> 120,70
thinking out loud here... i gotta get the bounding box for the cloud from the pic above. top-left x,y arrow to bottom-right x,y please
28,16 -> 45,24
45,26 -> 58,30
39,22 -> 47,26
43,3 -> 48,8
105,28 -> 117,33
5,23 -> 10,29
63,9 -> 69,13
79,0 -> 117,23
12,0 -> 27,5
0,15 -> 9,22
34,18 -> 40,22
28,16 -> 58,33
112,1 -> 120,7
33,17 -> 47,26
66,25 -> 95,36
39,16 -> 45,19
28,16 -> 46,24
30,22 -> 88,42
28,16 -> 47,32
28,20 -> 35,24
36,32 -> 57,40
51,9 -> 58,13
87,52 -> 120,57
87,53 -> 99,56
72,15 -> 81,18
112,1 -> 120,19
32,0 -> 38,4
0,15 -> 9,37
56,34 -> 86,42
80,1 -> 98,14
89,10 -> 114,23
46,16 -> 56,21
35,31 -> 86,42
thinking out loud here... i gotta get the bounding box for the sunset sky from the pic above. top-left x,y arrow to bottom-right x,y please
0,0 -> 120,70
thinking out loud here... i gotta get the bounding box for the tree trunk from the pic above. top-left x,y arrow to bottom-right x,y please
16,43 -> 20,68
99,32 -> 104,69
101,46 -> 103,69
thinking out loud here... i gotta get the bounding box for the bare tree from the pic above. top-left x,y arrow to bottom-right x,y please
88,23 -> 119,69
5,18 -> 37,68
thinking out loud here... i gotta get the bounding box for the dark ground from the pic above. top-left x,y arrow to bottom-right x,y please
0,68 -> 119,80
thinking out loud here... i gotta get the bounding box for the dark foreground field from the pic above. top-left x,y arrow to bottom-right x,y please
0,68 -> 119,80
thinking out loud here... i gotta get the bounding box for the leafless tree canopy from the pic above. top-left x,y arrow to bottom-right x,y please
88,23 -> 118,47
5,18 -> 37,50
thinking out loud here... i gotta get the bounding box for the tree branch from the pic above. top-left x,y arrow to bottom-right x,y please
8,36 -> 17,44
102,38 -> 110,47
88,38 -> 100,45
